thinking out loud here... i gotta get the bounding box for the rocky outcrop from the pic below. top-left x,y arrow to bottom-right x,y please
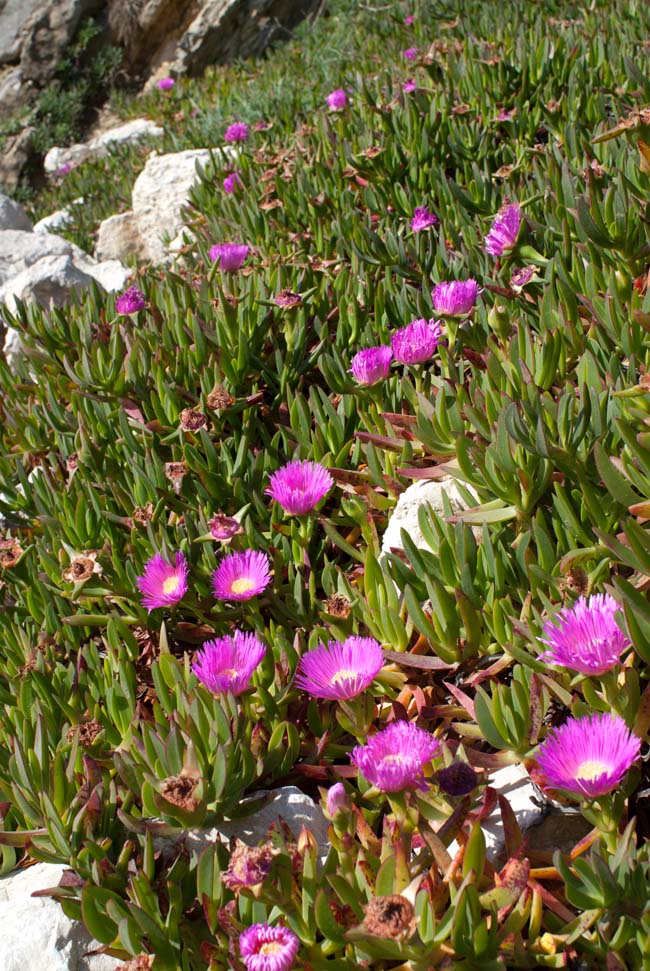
43,118 -> 164,174
0,193 -> 32,231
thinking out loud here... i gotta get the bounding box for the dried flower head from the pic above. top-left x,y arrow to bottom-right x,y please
0,538 -> 23,569
239,923 -> 299,971
223,841 -> 274,890
192,630 -> 266,695
225,122 -> 250,143
432,280 -> 480,316
66,719 -> 104,747
157,77 -> 175,90
363,894 -> 415,940
223,171 -> 243,193
351,720 -> 440,792
209,513 -> 243,541
115,957 -> 155,971
266,460 -> 334,515
323,593 -> 351,618
165,461 -> 188,494
391,318 -> 443,365
295,636 -> 383,700
115,286 -> 146,315
410,206 -> 439,231
212,550 -> 271,601
179,408 -> 208,432
436,761 -> 479,796
136,551 -> 189,611
132,503 -> 154,527
274,289 -> 302,308
62,553 -> 102,583
326,88 -> 348,111
510,266 -> 536,290
535,713 -> 641,798
350,345 -> 393,385
484,204 -> 522,257
539,593 -> 629,675
209,243 -> 250,271
206,386 -> 235,410
159,774 -> 200,812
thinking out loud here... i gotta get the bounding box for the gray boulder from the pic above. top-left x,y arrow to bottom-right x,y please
0,194 -> 32,231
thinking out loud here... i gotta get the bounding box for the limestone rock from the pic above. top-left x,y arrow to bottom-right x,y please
33,198 -> 84,234
381,475 -> 479,559
0,194 -> 32,231
43,119 -> 165,174
0,127 -> 35,193
0,0 -> 43,66
95,211 -> 143,262
0,862 -> 120,971
0,253 -> 97,315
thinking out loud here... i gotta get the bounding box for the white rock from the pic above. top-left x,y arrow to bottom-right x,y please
33,198 -> 84,235
0,194 -> 32,232
0,254 -> 95,315
381,475 -> 478,558
94,211 -> 143,262
44,119 -> 164,174
0,862 -> 120,971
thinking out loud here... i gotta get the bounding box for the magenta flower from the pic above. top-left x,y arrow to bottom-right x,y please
274,290 -> 302,308
326,782 -> 350,816
209,513 -> 243,541
402,79 -> 417,93
404,14 -> 415,25
535,713 -> 641,799
212,550 -> 271,601
391,318 -> 442,365
484,204 -> 522,257
224,122 -> 249,143
56,161 -> 74,177
223,842 -> 274,890
115,286 -> 146,315
403,47 -> 418,61
352,721 -> 441,792
539,594 -> 630,676
295,636 -> 384,700
265,460 -> 333,515
157,77 -> 175,91
209,243 -> 249,271
350,345 -> 393,385
192,630 -> 266,695
239,924 -> 299,971
223,172 -> 243,193
411,206 -> 439,231
137,551 -> 188,611
432,280 -> 480,316
510,266 -> 536,290
326,88 -> 348,111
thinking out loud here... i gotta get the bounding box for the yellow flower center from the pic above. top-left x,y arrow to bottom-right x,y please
576,759 -> 609,781
231,577 -> 255,594
162,575 -> 181,595
383,754 -> 406,766
259,943 -> 282,955
332,668 -> 356,684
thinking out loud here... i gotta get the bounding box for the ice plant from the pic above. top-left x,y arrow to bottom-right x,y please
223,172 -> 243,193
212,550 -> 271,601
274,290 -> 302,308
222,841 -> 274,890
538,593 -> 630,676
391,318 -> 442,365
192,630 -> 266,695
209,243 -> 249,271
224,122 -> 249,143
350,345 -> 393,385
209,513 -> 242,540
484,203 -> 522,257
157,77 -> 175,91
326,782 -> 350,816
115,286 -> 146,315
404,14 -> 415,25
432,280 -> 480,316
239,924 -> 299,971
137,552 -> 188,611
326,88 -> 348,111
265,460 -> 333,515
351,720 -> 441,792
402,79 -> 417,93
535,713 -> 641,799
403,47 -> 418,60
410,206 -> 439,231
294,636 -> 383,700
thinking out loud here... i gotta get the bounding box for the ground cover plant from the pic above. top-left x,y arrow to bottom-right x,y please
2,0 -> 650,967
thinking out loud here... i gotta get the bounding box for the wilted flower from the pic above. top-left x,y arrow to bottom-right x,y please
295,636 -> 383,700
326,782 -> 350,816
192,630 -> 266,695
159,774 -> 200,812
411,206 -> 439,231
274,289 -> 302,308
223,841 -> 275,890
212,550 -> 271,601
350,345 -> 393,385
510,266 -> 536,290
484,204 -> 522,257
223,171 -> 243,193
497,107 -> 515,121
115,286 -> 146,315
157,77 -> 175,91
535,713 -> 641,798
437,762 -> 479,796
209,513 -> 243,540
209,243 -> 250,271
239,924 -> 299,971
539,593 -> 629,676
206,386 -> 235,410
137,551 -> 189,611
403,47 -> 418,60
266,460 -> 333,515
326,88 -> 348,111
402,79 -> 417,93
432,280 -> 480,316
224,122 -> 249,143
351,720 -> 441,792
391,318 -> 443,365
0,537 -> 24,569
62,552 -> 102,583
179,408 -> 208,432
363,895 -> 415,941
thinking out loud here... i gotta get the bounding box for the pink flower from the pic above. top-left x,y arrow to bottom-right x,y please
157,77 -> 175,91
403,47 -> 418,61
484,204 -> 522,257
212,550 -> 271,601
535,713 -> 641,799
350,345 -> 393,385
137,552 -> 188,611
223,172 -> 243,193
115,286 -> 146,315
410,206 -> 439,231
510,266 -> 536,290
224,122 -> 250,143
326,782 -> 350,816
539,594 -> 629,676
402,79 -> 417,93
274,290 -> 302,308
391,318 -> 442,365
56,162 -> 74,177
295,636 -> 384,700
209,243 -> 249,271
432,280 -> 480,316
327,88 -> 348,111
404,14 -> 415,25
239,924 -> 299,971
351,721 -> 441,792
266,460 -> 333,515
208,513 -> 243,541
192,630 -> 266,695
